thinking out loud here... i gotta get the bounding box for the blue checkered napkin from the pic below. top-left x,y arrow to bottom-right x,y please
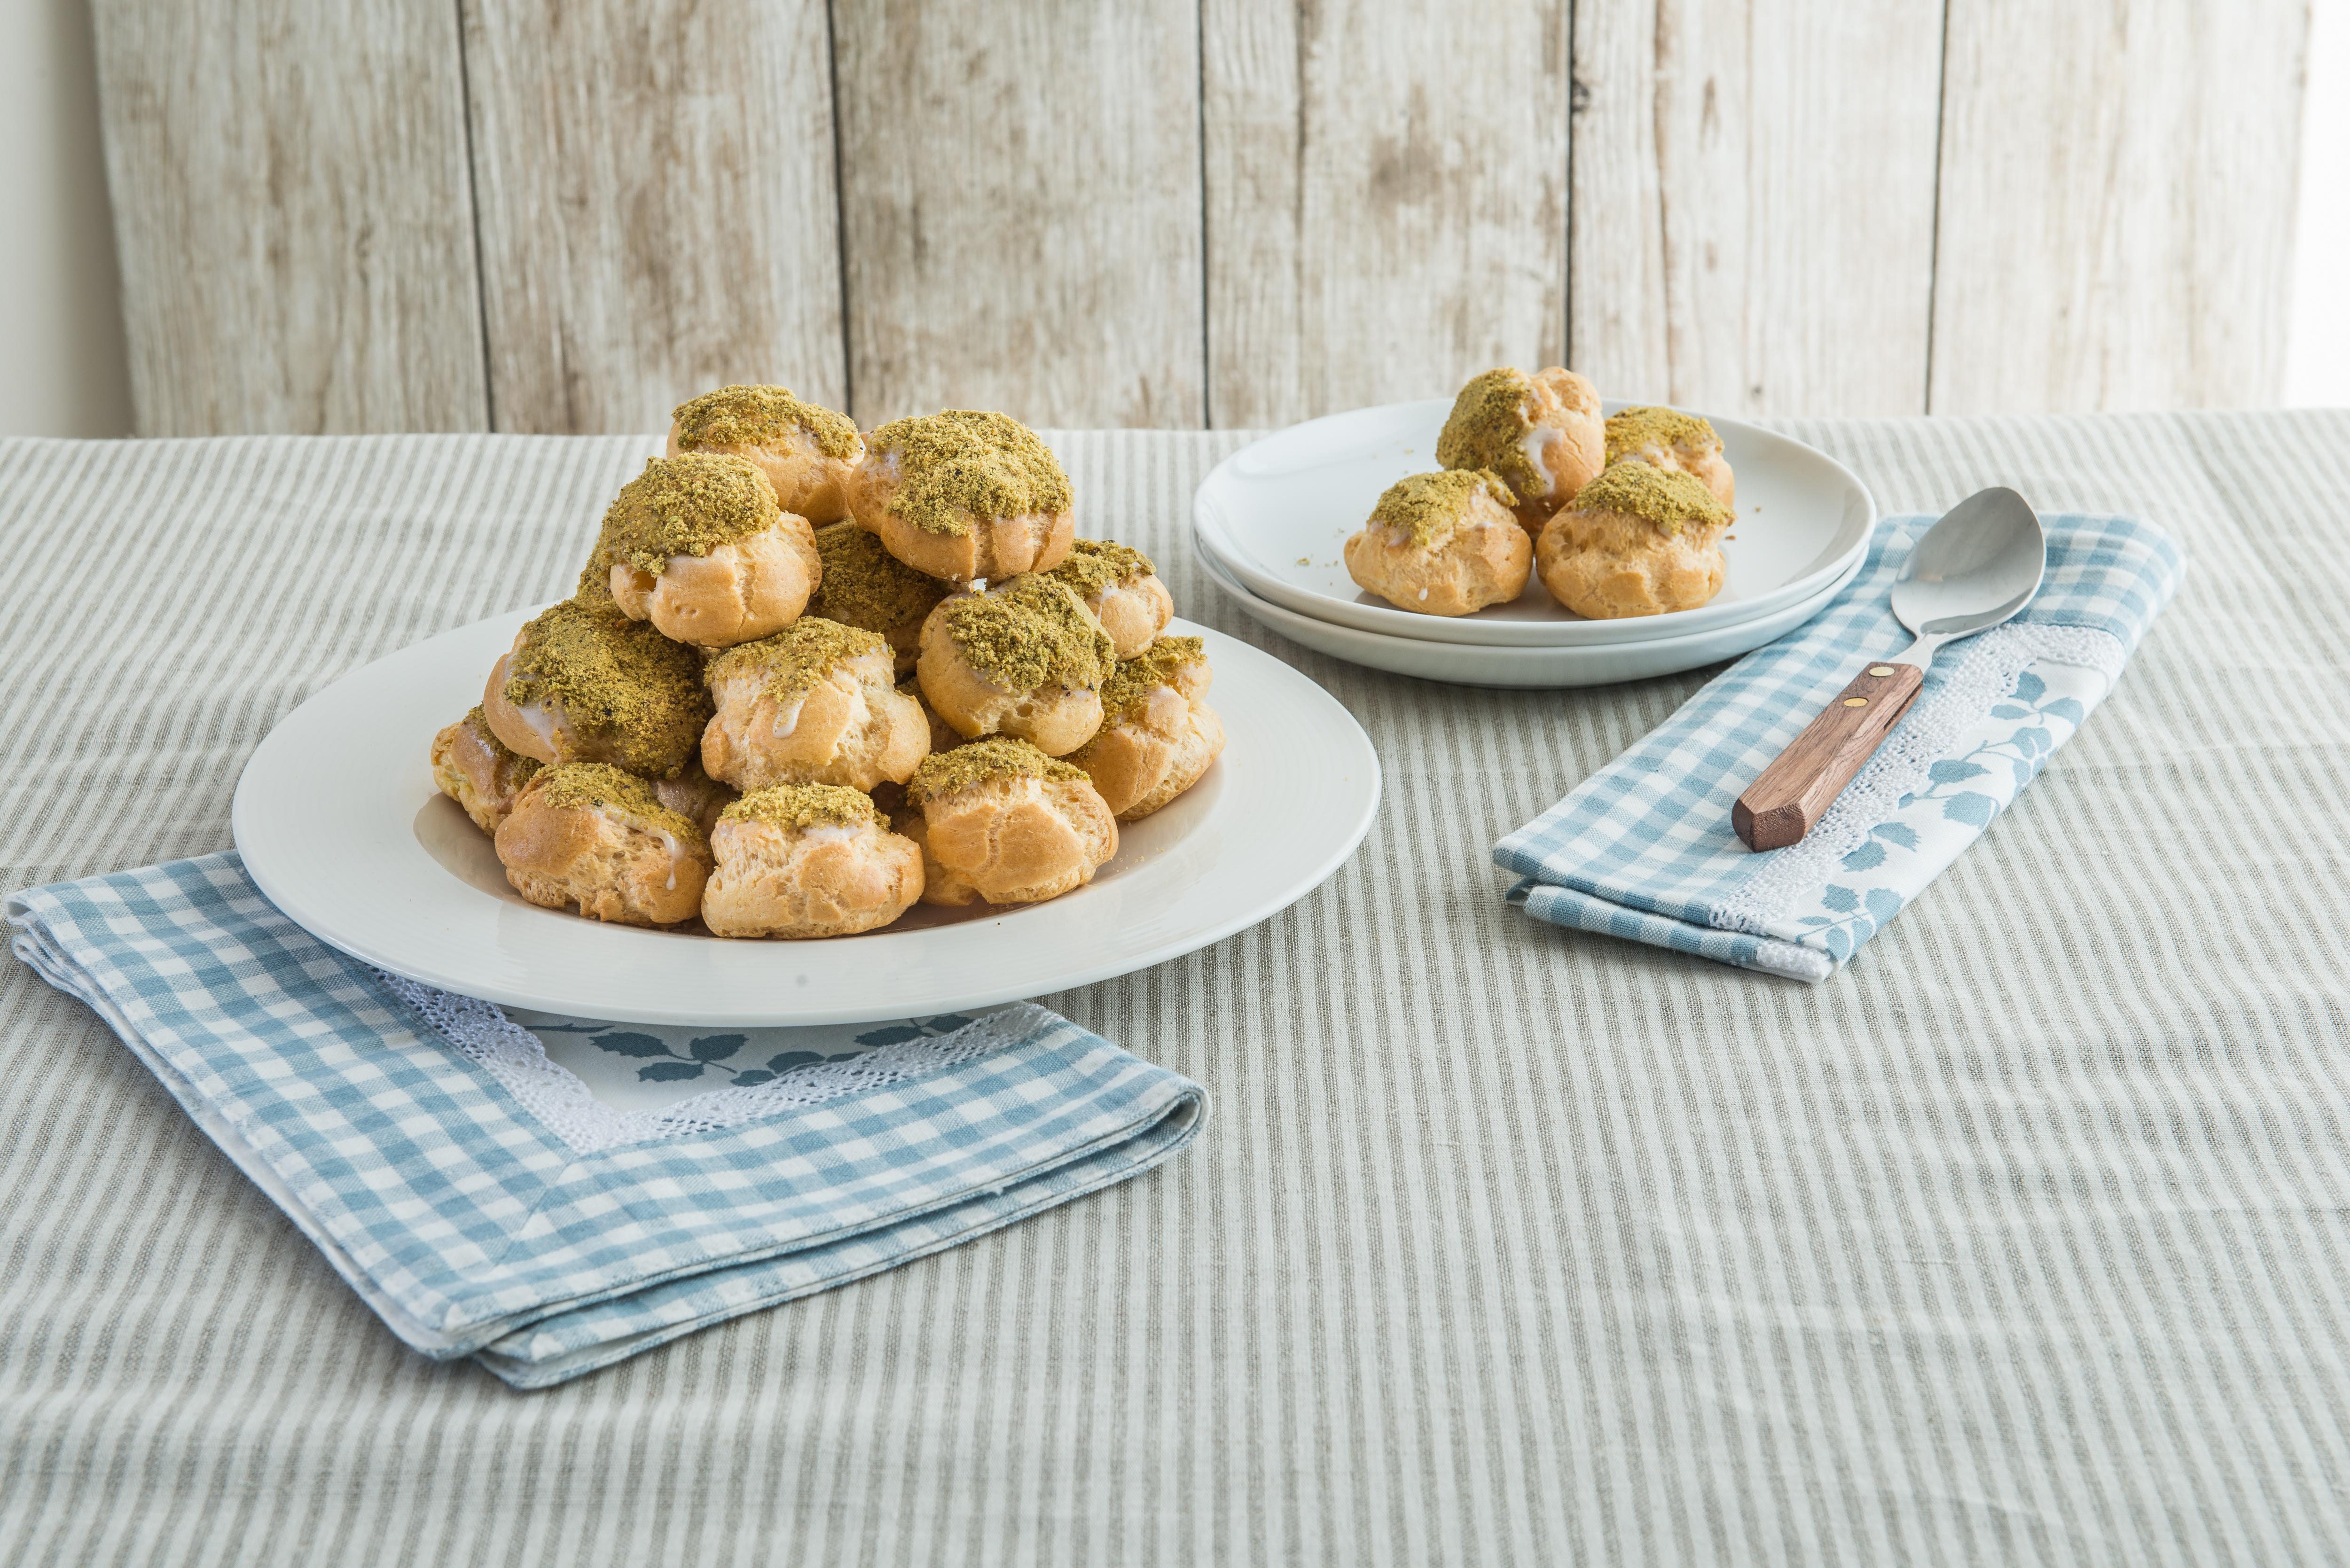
5,854 -> 1206,1388
1494,514 -> 2183,981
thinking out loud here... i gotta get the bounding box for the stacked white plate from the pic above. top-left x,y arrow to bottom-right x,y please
1192,398 -> 1878,687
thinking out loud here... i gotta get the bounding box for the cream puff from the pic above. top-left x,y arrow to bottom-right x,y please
904,738 -> 1118,906
700,617 -> 930,792
1435,367 -> 1607,533
809,520 -> 948,675
899,676 -> 965,757
483,598 -> 712,780
651,754 -> 738,838
848,410 -> 1075,584
1535,462 -> 1734,618
1066,637 -> 1225,820
1341,469 -> 1530,616
1604,406 -> 1736,511
700,783 -> 924,938
915,574 -> 1115,756
430,705 -> 543,833
666,384 -> 864,525
1045,538 -> 1173,658
495,763 -> 712,927
589,453 -> 821,649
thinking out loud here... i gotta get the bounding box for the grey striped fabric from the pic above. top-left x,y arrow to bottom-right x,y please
3,414 -> 2348,1565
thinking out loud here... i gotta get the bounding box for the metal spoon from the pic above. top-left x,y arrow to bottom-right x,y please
1733,487 -> 2046,851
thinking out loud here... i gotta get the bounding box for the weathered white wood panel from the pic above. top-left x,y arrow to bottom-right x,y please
1569,0 -> 1946,417
830,0 -> 1204,429
460,0 -> 846,435
1930,0 -> 2308,413
90,0 -> 487,436
1202,0 -> 1571,429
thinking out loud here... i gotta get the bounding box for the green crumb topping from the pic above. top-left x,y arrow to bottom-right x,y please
907,736 -> 1085,807
673,385 -> 862,460
1571,461 -> 1732,535
592,453 -> 780,578
530,763 -> 706,847
1368,469 -> 1517,548
812,520 -> 948,632
503,600 -> 712,779
462,705 -> 535,772
705,616 -> 890,707
721,782 -> 878,833
936,575 -> 1114,693
1435,368 -> 1545,499
1096,636 -> 1206,725
867,410 -> 1073,537
1047,537 -> 1155,598
1605,406 -> 1720,464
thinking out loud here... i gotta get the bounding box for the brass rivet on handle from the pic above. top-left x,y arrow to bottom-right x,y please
1868,665 -> 1895,677
1843,697 -> 1869,708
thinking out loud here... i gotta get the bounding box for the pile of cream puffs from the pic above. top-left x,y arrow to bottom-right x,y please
430,387 -> 1225,938
1344,367 -> 1740,620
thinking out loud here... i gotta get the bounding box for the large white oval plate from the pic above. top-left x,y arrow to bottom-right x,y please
232,610 -> 1379,1026
1194,398 -> 1874,647
1197,536 -> 1861,688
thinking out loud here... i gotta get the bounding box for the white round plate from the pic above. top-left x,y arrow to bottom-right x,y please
1193,397 -> 1874,646
1198,536 -> 1860,688
232,609 -> 1379,1026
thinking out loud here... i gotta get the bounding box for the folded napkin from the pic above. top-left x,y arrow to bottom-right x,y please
1495,513 -> 2183,982
7,854 -> 1206,1388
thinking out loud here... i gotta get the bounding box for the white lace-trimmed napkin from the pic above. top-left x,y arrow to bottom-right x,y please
6,854 -> 1206,1388
1494,513 -> 2184,982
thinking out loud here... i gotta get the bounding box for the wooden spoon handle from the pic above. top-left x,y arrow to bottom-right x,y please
1733,662 -> 1926,850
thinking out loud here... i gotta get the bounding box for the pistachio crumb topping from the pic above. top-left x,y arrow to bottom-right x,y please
1571,461 -> 1732,534
502,600 -> 711,779
1605,406 -> 1720,464
589,453 -> 781,579
1095,636 -> 1206,725
529,762 -> 706,847
936,575 -> 1114,692
721,782 -> 879,833
462,704 -> 536,773
907,736 -> 1085,807
1435,368 -> 1545,499
673,385 -> 862,460
867,411 -> 1073,537
1367,470 -> 1517,548
1047,537 -> 1155,598
812,520 -> 948,632
705,616 -> 890,708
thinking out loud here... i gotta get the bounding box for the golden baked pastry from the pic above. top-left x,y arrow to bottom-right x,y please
1604,406 -> 1735,511
666,384 -> 864,525
495,763 -> 712,927
848,410 -> 1074,584
430,705 -> 543,834
1536,462 -> 1735,619
904,738 -> 1117,906
1436,367 -> 1606,533
1045,538 -> 1173,659
586,453 -> 821,649
915,574 -> 1115,756
1341,469 -> 1530,616
899,676 -> 965,757
651,754 -> 738,837
483,598 -> 711,780
809,520 -> 948,675
701,617 -> 929,792
1067,637 -> 1225,820
701,783 -> 924,939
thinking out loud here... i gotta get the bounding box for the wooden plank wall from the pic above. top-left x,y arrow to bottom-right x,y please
91,0 -> 2312,437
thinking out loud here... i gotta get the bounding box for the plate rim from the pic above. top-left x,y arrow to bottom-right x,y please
1193,396 -> 1876,647
232,609 -> 1382,1026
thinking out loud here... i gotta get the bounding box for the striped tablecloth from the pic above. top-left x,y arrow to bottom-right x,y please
4,414 -> 2348,1565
